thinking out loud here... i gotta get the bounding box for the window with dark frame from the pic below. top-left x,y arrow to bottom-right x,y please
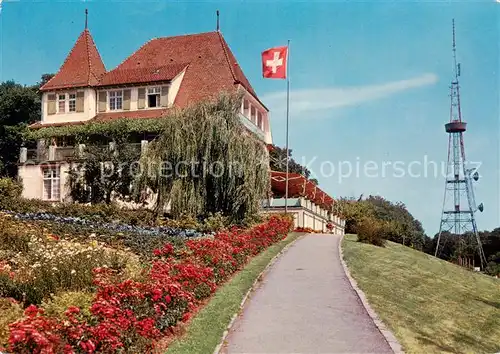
58,94 -> 66,113
68,93 -> 76,112
147,87 -> 161,108
109,90 -> 123,110
42,167 -> 60,201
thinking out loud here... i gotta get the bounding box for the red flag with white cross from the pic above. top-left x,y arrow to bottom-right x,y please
262,46 -> 288,79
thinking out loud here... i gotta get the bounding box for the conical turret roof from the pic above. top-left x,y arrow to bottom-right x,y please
40,29 -> 106,91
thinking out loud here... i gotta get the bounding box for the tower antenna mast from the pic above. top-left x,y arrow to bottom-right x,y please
435,19 -> 486,268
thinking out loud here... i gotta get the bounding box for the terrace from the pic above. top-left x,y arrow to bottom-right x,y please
19,143 -> 144,163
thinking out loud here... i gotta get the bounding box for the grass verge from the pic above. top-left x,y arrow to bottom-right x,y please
342,234 -> 500,354
166,232 -> 303,354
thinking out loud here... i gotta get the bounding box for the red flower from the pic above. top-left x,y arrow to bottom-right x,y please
7,215 -> 293,353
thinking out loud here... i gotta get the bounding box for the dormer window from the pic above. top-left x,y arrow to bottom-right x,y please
109,90 -> 123,110
147,87 -> 161,108
58,94 -> 66,113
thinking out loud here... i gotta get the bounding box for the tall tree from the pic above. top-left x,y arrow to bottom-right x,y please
135,94 -> 270,222
0,81 -> 41,177
39,73 -> 55,87
269,145 -> 312,178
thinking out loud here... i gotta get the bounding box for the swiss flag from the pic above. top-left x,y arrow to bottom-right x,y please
262,46 -> 288,79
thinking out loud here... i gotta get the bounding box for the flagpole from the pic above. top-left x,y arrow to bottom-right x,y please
285,39 -> 290,214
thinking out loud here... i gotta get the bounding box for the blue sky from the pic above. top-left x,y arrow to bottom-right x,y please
0,1 -> 498,234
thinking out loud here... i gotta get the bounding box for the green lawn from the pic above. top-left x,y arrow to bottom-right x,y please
166,232 -> 303,354
342,234 -> 500,354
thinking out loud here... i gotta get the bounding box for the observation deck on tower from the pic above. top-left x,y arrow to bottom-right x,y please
445,121 -> 467,133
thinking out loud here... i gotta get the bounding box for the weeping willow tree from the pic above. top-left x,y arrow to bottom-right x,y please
134,93 -> 270,222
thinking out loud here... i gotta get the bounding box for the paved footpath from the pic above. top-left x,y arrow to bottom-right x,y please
222,234 -> 393,354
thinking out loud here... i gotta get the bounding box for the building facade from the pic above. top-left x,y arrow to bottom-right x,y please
20,28 -> 271,201
18,25 -> 345,234
262,171 -> 345,234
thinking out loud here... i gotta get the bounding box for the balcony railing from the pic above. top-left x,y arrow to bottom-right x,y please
26,149 -> 45,162
239,113 -> 266,141
55,147 -> 76,161
20,143 -> 144,164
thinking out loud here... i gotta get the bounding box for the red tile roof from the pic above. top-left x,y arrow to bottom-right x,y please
110,31 -> 264,109
270,171 -> 335,209
40,29 -> 106,91
34,30 -> 267,127
97,63 -> 188,86
218,34 -> 258,99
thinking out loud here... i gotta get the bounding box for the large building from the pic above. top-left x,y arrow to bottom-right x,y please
18,25 -> 344,234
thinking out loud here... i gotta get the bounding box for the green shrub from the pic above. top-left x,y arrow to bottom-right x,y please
193,283 -> 212,300
0,215 -> 30,253
41,291 -> 94,319
200,212 -> 229,232
0,274 -> 23,300
356,217 -> 387,247
240,212 -> 265,228
485,252 -> 500,276
0,178 -> 22,205
160,214 -> 200,230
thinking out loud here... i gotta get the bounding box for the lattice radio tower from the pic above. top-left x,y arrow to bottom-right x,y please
434,20 -> 487,268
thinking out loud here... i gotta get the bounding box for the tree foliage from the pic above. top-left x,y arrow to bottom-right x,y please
269,145 -> 311,178
0,81 -> 41,177
337,194 -> 500,272
336,195 -> 426,248
432,228 -> 500,273
68,123 -> 141,204
39,74 -> 55,87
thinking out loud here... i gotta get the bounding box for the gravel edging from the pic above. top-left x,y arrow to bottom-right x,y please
338,234 -> 405,354
213,232 -> 305,354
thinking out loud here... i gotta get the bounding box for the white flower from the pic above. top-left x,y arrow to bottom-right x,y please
71,269 -> 76,275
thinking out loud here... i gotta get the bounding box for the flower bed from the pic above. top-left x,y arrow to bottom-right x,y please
0,214 -> 138,306
2,214 -> 293,353
0,192 -> 231,233
10,211 -> 202,238
0,195 -> 158,227
1,212 -> 204,260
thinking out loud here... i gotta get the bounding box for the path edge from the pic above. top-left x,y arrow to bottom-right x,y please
213,232 -> 305,354
338,234 -> 405,354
